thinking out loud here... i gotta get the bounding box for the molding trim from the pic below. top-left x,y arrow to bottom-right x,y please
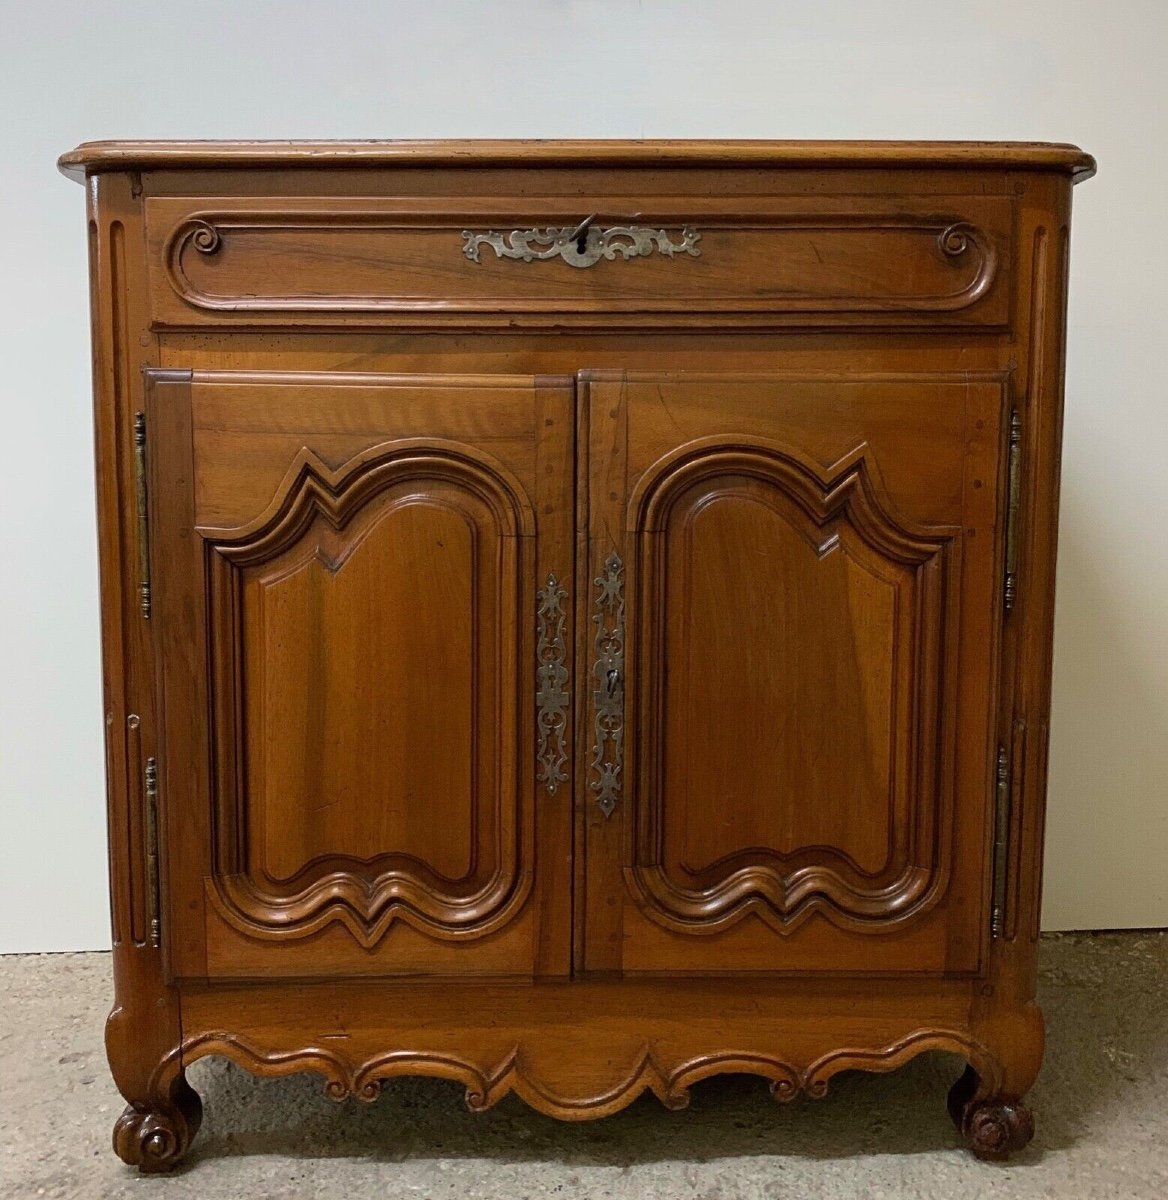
180,1027 -> 1001,1118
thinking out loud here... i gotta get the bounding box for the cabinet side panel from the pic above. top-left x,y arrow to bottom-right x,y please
85,173 -> 184,1105
970,175 -> 1075,1096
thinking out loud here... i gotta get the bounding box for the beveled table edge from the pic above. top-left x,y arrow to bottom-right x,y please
58,138 -> 1097,184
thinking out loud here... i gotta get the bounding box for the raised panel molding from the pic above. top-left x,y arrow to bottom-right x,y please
203,439 -> 536,949
626,437 -> 961,936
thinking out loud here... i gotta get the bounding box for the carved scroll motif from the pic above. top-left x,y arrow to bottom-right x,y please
462,223 -> 701,269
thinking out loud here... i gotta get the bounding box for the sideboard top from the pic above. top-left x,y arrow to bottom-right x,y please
58,139 -> 1096,183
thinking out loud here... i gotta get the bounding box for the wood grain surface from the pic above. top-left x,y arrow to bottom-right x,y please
67,140 -> 1090,1169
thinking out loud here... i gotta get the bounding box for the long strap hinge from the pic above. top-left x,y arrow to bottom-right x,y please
144,755 -> 161,948
133,411 -> 152,619
1003,408 -> 1023,612
991,744 -> 1011,939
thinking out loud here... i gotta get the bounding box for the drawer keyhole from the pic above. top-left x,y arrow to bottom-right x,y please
569,214 -> 596,257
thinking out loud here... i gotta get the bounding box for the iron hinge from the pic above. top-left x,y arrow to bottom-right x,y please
991,744 -> 1011,939
133,411 -> 151,619
1003,409 -> 1023,612
144,756 -> 161,948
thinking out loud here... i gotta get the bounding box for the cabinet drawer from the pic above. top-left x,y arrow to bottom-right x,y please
145,193 -> 1013,330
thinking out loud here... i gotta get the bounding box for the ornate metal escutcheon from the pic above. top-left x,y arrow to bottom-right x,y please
462,219 -> 701,269
590,552 -> 625,817
535,574 -> 570,796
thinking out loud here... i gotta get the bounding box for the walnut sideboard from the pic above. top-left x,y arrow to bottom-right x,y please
59,139 -> 1095,1170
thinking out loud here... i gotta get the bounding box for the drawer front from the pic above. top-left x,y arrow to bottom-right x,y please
145,193 -> 1013,330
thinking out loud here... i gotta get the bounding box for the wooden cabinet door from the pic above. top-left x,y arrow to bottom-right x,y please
581,371 -> 1007,975
147,371 -> 574,980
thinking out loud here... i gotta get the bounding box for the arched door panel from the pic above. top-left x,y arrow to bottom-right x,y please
581,372 -> 1006,976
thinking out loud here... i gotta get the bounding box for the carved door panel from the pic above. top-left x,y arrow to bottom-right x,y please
581,372 -> 1007,975
147,371 -> 574,980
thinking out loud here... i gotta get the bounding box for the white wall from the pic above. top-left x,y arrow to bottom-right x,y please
2,0 -> 1165,952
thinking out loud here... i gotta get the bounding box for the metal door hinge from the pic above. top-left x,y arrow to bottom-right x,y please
1003,409 -> 1022,612
144,756 -> 161,948
991,745 -> 1011,939
133,411 -> 151,619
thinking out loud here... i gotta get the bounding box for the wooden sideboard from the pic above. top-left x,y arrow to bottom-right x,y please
59,139 -> 1095,1170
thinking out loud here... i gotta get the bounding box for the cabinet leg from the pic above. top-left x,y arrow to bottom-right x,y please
947,1065 -> 1034,1161
112,1070 -> 203,1173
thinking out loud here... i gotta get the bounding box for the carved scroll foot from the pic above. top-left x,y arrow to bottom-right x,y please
948,1066 -> 1034,1160
112,1074 -> 203,1173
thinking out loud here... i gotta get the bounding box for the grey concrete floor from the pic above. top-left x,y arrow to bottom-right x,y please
0,932 -> 1164,1199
